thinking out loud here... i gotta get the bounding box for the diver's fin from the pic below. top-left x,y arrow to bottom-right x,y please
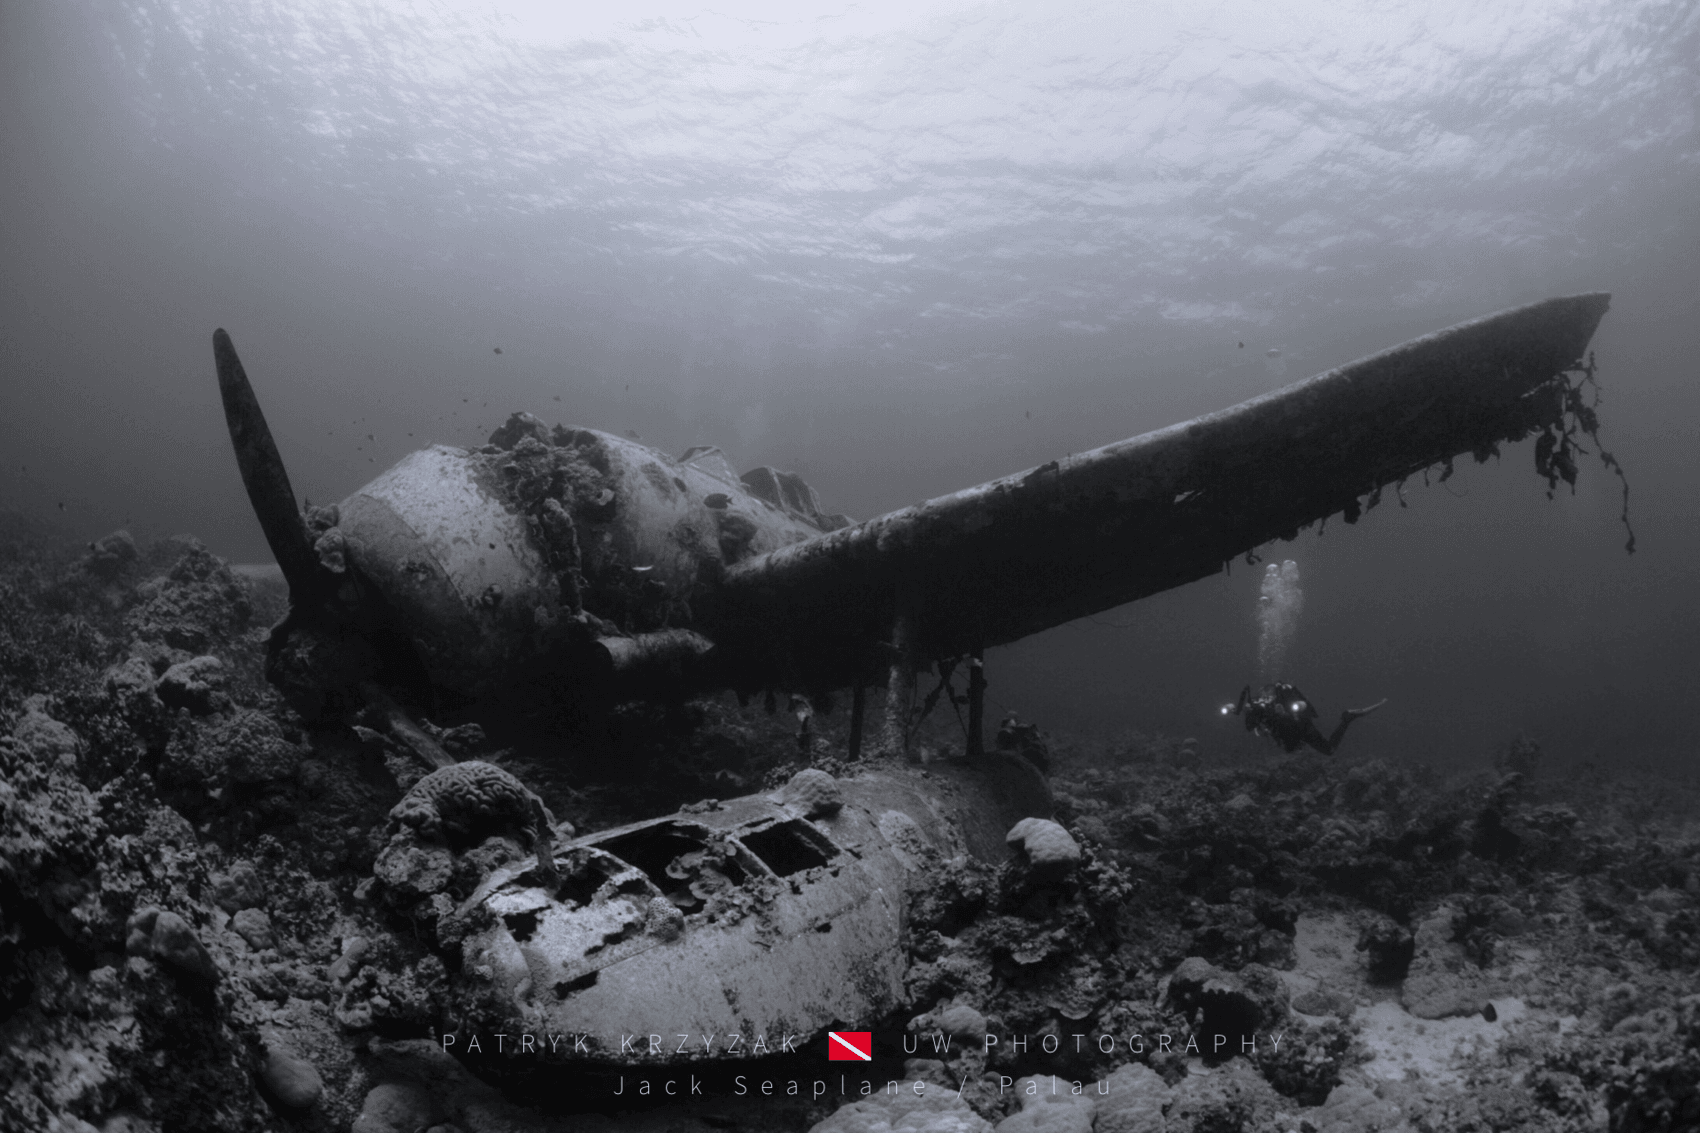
1343,698 -> 1389,721
214,329 -> 318,601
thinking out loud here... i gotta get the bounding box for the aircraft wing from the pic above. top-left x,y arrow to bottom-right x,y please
706,293 -> 1612,685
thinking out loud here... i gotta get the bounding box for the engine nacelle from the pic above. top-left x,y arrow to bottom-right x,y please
295,412 -> 847,712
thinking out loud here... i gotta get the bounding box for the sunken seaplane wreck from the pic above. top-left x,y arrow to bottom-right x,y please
217,292 -> 1622,761
213,291 -> 1621,1067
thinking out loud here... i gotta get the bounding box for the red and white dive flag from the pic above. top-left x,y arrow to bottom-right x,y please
828,1031 -> 872,1061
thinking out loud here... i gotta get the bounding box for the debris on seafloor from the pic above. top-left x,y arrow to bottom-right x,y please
440,761 -> 1051,1073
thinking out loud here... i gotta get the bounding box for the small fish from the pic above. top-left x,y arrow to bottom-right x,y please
1238,341 -> 1244,348
1266,348 -> 1280,358
1025,410 -> 1031,419
366,434 -> 374,441
494,347 -> 503,354
626,429 -> 642,440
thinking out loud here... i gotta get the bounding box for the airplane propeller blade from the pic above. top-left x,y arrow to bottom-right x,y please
214,329 -> 318,601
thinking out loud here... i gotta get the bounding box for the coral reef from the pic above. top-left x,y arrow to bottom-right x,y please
1,518 -> 1697,1132
385,761 -> 557,849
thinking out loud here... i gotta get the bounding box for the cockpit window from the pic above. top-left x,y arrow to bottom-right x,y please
739,819 -> 837,877
593,822 -> 749,913
546,847 -> 641,907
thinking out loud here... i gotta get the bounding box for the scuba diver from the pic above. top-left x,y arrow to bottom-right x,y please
995,713 -> 1052,774
1222,683 -> 1387,756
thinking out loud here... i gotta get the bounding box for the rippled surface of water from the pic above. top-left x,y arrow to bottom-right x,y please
102,0 -> 1697,360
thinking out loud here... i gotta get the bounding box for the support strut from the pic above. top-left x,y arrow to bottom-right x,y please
880,610 -> 914,759
967,650 -> 986,757
848,679 -> 866,759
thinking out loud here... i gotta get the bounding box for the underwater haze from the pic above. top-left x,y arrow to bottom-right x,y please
2,0 -> 1697,769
